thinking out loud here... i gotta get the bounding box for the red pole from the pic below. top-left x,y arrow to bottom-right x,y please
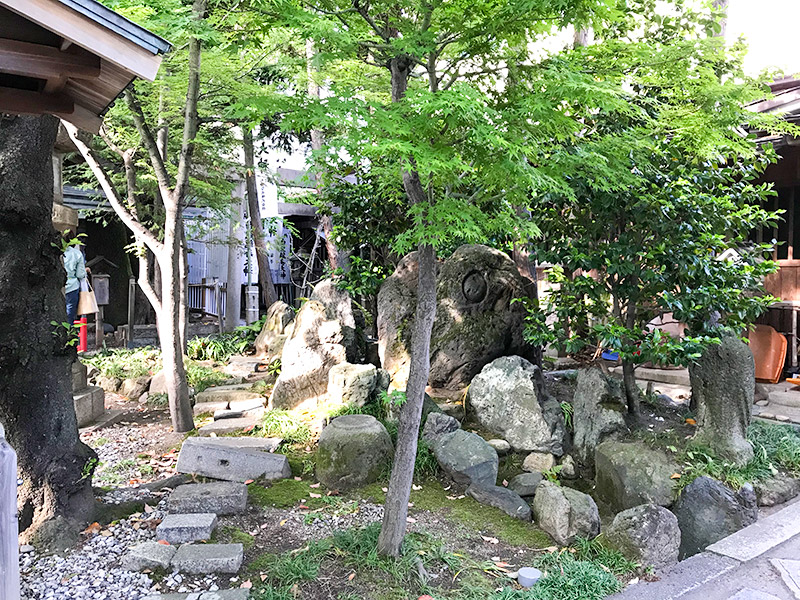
76,317 -> 88,353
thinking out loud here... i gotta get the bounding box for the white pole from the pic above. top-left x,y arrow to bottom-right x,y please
0,422 -> 20,600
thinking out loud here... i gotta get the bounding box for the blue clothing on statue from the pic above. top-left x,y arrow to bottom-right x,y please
63,245 -> 86,294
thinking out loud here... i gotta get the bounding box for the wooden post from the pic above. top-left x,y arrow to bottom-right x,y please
201,277 -> 207,315
127,277 -> 136,348
216,280 -> 223,335
95,306 -> 103,349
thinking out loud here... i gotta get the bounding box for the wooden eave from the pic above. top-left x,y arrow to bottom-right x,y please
0,0 -> 169,133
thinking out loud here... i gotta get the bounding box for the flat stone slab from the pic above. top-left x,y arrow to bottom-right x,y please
156,513 -> 217,544
214,410 -> 244,420
766,392 -> 800,409
707,497 -> 800,562
171,543 -> 243,574
195,388 -> 264,405
141,592 -> 250,600
609,552 -> 740,599
610,365 -> 691,387
194,401 -> 228,417
197,411 -> 264,436
729,590 -> 783,600
121,541 -> 177,571
74,386 -> 105,427
168,482 -> 248,515
770,559 -> 800,599
177,436 -> 290,482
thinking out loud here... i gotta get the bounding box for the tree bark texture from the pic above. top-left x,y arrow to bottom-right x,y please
0,114 -> 96,545
243,129 -> 277,308
377,55 -> 439,557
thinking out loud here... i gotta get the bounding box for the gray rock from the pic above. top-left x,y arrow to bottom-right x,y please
755,383 -> 770,404
378,245 -> 532,392
689,336 -> 755,466
508,472 -> 543,497
316,414 -> 393,490
421,412 -> 460,445
171,543 -> 244,574
177,436 -> 290,483
120,376 -> 151,401
96,375 -> 122,393
327,362 -> 389,408
672,476 -> 758,558
595,440 -> 679,512
467,356 -> 565,454
559,455 -> 577,479
168,482 -> 248,515
270,281 -> 365,410
196,411 -> 264,437
467,483 -> 532,521
572,368 -> 629,472
213,409 -> 244,420
432,429 -> 499,486
156,513 -> 218,544
254,300 -> 295,359
523,452 -> 555,473
755,475 -> 800,507
605,504 -> 681,569
73,386 -> 105,427
121,541 -> 177,571
194,388 -> 264,406
532,481 -> 600,546
149,370 -> 166,395
487,439 -> 511,456
72,360 -> 88,392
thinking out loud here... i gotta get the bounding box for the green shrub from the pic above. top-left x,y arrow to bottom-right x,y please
186,316 -> 268,362
82,347 -> 161,379
260,410 -> 313,445
186,362 -> 229,393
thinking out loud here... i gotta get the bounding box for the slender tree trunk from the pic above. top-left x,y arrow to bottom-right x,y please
378,55 -> 439,558
622,303 -> 640,416
178,215 -> 188,350
306,40 -> 347,273
243,129 -> 277,307
0,115 -> 96,546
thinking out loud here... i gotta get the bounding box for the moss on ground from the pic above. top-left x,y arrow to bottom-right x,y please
249,479 -> 313,508
216,525 -> 255,549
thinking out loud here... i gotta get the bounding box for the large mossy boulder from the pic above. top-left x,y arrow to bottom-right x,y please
431,429 -> 498,487
316,414 -> 393,490
270,281 -> 365,410
605,504 -> 681,570
467,356 -> 565,454
672,476 -> 758,558
531,481 -> 600,546
689,336 -> 755,466
378,245 -> 532,392
572,368 -> 629,473
595,440 -> 679,512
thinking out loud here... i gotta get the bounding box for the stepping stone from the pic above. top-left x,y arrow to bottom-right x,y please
171,543 -> 244,574
197,410 -> 264,437
194,388 -> 264,405
168,482 -> 248,515
141,592 -> 251,600
213,409 -> 244,420
194,401 -> 228,417
177,436 -> 290,482
156,513 -> 217,544
771,558 -> 800,599
121,541 -> 176,571
729,590 -> 782,600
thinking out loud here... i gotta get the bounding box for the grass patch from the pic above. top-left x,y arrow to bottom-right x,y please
146,392 -> 168,407
259,410 -> 313,445
249,479 -> 312,508
675,421 -> 800,494
82,347 -> 161,379
186,362 -> 230,393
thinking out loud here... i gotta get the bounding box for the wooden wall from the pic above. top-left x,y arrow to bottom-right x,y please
764,263 -> 800,303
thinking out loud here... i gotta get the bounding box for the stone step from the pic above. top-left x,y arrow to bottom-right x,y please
141,592 -> 250,600
122,541 -> 177,571
197,410 -> 264,437
156,513 -> 218,544
195,388 -> 263,405
73,386 -> 105,427
171,543 -> 244,574
168,482 -> 248,515
177,436 -> 290,483
766,391 -> 800,409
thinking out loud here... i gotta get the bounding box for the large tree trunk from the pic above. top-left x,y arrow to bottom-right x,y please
0,115 -> 96,546
377,56 -> 438,558
243,129 -> 277,308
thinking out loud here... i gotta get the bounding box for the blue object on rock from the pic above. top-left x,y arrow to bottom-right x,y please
601,350 -> 619,361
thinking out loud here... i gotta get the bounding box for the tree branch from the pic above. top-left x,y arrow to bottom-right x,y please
62,120 -> 164,257
125,89 -> 173,194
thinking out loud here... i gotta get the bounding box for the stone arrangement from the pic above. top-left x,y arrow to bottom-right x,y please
72,359 -> 105,427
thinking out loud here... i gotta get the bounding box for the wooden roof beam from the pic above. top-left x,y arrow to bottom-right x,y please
0,85 -> 73,114
0,38 -> 101,81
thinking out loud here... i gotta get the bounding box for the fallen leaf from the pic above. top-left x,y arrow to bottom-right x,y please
412,484 -> 422,491
279,519 -> 287,526
240,581 -> 253,589
260,574 -> 268,582
309,493 -> 322,499
382,487 -> 388,492
348,572 -> 356,581
100,530 -> 113,537
143,504 -> 155,514
157,540 -> 170,545
83,522 -> 101,535
407,517 -> 417,523
244,479 -> 255,485
502,479 -> 508,487
670,473 -> 681,479
685,418 -> 697,425
408,502 -> 414,507
298,504 -> 310,510
310,483 -> 321,488
481,535 -> 499,544
294,477 -> 302,481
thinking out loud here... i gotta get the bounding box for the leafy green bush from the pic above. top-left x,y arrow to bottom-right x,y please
260,410 -> 313,445
186,316 -> 268,362
82,347 -> 161,379
186,362 -> 229,393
